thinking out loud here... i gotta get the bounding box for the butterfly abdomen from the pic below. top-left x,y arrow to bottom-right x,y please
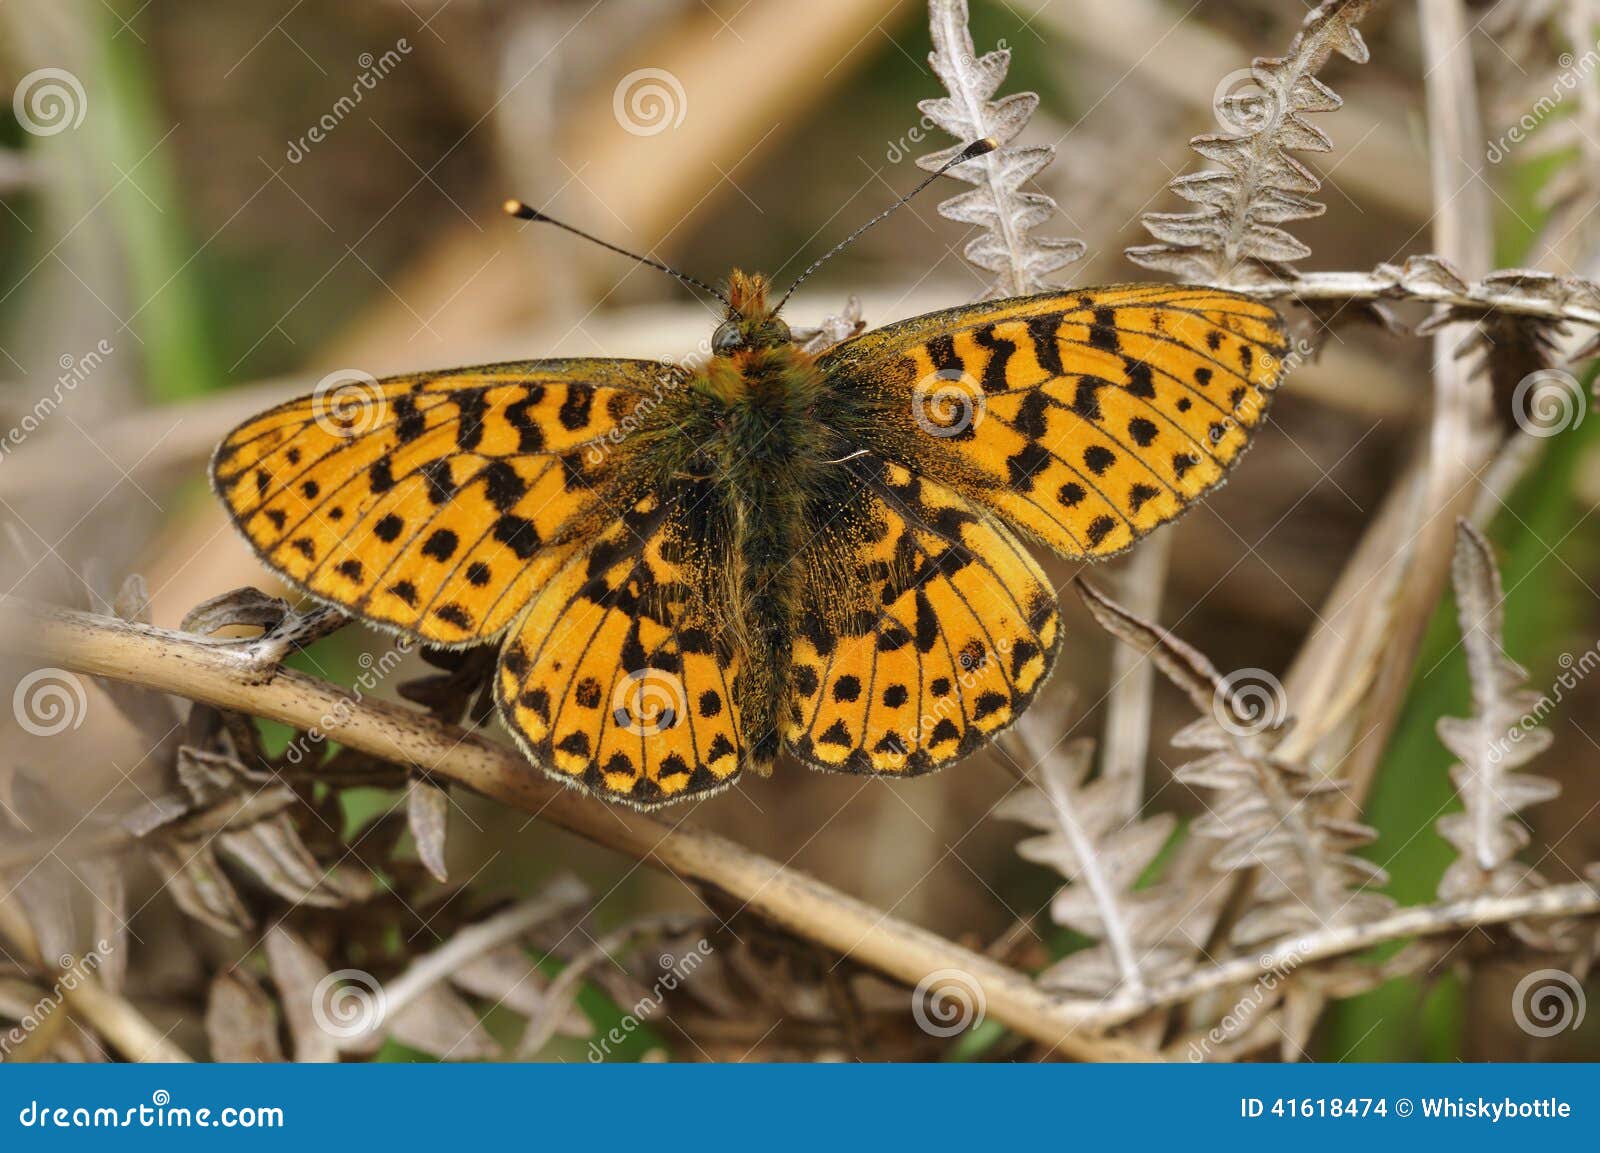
694,343 -> 839,767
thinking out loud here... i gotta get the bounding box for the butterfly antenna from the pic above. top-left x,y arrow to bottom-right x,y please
502,199 -> 730,306
773,137 -> 996,313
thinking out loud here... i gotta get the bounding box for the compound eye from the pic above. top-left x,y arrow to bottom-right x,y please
768,317 -> 792,344
711,322 -> 744,355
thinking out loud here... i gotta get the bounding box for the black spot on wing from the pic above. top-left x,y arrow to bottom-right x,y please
1084,445 -> 1116,475
369,457 -> 396,494
482,460 -> 527,512
422,529 -> 459,561
505,386 -> 548,452
971,324 -> 1016,394
492,515 -> 540,560
421,459 -> 455,504
558,386 -> 594,431
926,333 -> 963,375
1006,442 -> 1053,492
1089,307 -> 1119,352
454,389 -> 488,452
394,395 -> 427,442
1015,390 -> 1051,438
1124,358 -> 1157,399
1025,314 -> 1065,376
434,603 -> 474,630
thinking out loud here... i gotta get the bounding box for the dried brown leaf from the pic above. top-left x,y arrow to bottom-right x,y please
388,984 -> 500,1060
1436,521 -> 1563,916
263,925 -> 339,1063
206,970 -> 285,1063
406,777 -> 450,884
919,0 -> 1083,297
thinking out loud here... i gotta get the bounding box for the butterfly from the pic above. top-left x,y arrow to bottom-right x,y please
211,146 -> 1287,810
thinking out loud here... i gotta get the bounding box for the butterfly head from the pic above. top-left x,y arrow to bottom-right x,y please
711,270 -> 793,356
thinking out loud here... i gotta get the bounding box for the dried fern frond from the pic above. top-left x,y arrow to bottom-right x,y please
1435,521 -> 1561,905
1076,579 -> 1393,945
138,740 -> 376,935
919,0 -> 1084,297
1261,259 -> 1600,332
1481,0 -> 1600,245
995,717 -> 1186,995
253,880 -> 592,1063
1127,0 -> 1379,285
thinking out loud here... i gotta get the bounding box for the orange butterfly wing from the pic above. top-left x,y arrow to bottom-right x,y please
494,482 -> 749,807
210,360 -> 682,645
783,455 -> 1061,775
819,284 -> 1289,558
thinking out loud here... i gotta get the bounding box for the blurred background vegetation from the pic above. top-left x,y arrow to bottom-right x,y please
1,0 -> 1597,1061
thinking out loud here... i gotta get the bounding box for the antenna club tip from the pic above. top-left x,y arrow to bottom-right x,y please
965,137 -> 999,159
503,198 -> 538,220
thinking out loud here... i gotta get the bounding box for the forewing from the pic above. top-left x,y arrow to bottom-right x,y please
784,456 -> 1061,775
818,285 -> 1288,559
494,482 -> 750,808
211,359 -> 682,644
